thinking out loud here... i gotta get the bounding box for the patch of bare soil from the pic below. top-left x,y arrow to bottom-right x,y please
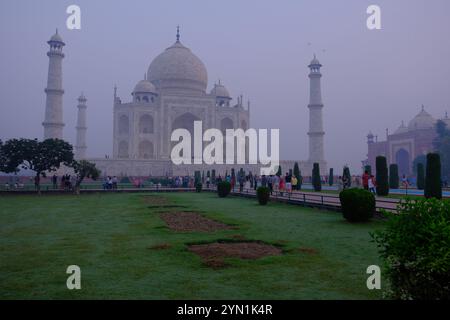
299,247 -> 318,255
188,241 -> 282,269
142,195 -> 170,206
148,243 -> 172,250
160,212 -> 233,232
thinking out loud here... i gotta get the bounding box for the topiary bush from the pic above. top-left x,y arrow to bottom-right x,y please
312,162 -> 322,192
376,156 -> 389,196
339,188 -> 375,222
217,181 -> 231,198
416,163 -> 425,190
256,186 -> 270,205
389,164 -> 399,189
425,153 -> 442,199
329,168 -> 334,186
372,198 -> 450,300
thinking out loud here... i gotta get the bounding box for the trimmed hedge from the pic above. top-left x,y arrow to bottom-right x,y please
389,164 -> 399,189
217,181 -> 231,198
256,186 -> 270,205
425,153 -> 442,199
416,163 -> 425,190
312,163 -> 322,192
339,188 -> 375,222
376,156 -> 389,196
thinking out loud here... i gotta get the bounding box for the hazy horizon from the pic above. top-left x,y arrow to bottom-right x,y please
1,0 -> 449,173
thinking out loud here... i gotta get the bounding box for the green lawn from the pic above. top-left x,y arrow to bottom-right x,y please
0,192 -> 387,299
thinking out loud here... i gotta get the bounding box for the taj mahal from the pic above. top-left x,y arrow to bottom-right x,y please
42,28 -> 327,177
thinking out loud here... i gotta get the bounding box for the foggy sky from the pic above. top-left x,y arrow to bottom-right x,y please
0,0 -> 449,173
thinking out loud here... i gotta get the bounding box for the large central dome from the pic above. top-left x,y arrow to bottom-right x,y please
147,40 -> 208,94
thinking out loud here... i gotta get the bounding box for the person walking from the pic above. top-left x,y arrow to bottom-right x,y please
285,172 -> 292,193
362,170 -> 370,190
52,174 -> 58,189
368,175 -> 377,194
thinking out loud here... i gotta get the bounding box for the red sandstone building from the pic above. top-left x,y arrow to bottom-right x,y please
364,106 -> 449,176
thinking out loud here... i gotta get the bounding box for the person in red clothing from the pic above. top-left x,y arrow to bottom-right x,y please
362,170 -> 370,190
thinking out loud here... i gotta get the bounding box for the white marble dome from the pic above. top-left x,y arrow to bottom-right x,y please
133,79 -> 156,94
147,40 -> 208,93
210,82 -> 230,98
49,31 -> 64,43
408,107 -> 436,130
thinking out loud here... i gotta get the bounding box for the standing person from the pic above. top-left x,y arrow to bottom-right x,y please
268,175 -> 273,194
362,170 -> 370,190
61,175 -> 66,190
401,174 -> 409,189
338,176 -> 344,191
291,175 -> 298,192
52,174 -> 58,189
206,176 -> 210,189
285,172 -> 292,193
112,176 -> 118,190
368,175 -> 377,194
261,175 -> 267,188
279,175 -> 285,196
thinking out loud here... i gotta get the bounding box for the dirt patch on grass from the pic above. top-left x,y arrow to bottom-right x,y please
160,212 -> 234,232
148,243 -> 172,250
142,195 -> 170,206
188,241 -> 282,268
299,247 -> 318,255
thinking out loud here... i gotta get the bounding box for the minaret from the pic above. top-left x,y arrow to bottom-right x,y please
43,30 -> 65,140
307,54 -> 325,166
75,94 -> 87,159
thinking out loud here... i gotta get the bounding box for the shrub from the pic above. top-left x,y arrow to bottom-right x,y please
312,163 -> 321,192
329,168 -> 334,186
376,156 -> 389,196
425,153 -> 442,199
389,164 -> 399,189
417,163 -> 425,190
339,188 -> 375,222
372,198 -> 450,300
195,182 -> 202,193
217,181 -> 231,198
276,165 -> 282,177
256,186 -> 270,205
365,165 -> 372,175
293,162 -> 302,190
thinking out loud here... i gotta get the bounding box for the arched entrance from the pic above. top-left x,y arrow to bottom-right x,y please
396,149 -> 410,176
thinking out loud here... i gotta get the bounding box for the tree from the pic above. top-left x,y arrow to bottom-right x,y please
389,164 -> 399,189
293,162 -> 302,190
412,155 -> 427,175
276,165 -> 282,177
417,163 -> 425,190
329,168 -> 334,186
312,162 -> 321,192
425,153 -> 442,199
376,156 -> 389,196
343,166 -> 351,188
433,120 -> 450,184
72,160 -> 100,194
0,138 -> 73,193
364,165 -> 372,175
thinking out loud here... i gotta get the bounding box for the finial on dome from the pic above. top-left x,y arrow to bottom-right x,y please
176,25 -> 180,42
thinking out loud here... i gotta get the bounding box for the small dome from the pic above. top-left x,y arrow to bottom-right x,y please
133,79 -> 157,94
49,30 -> 64,44
408,106 -> 436,130
309,54 -> 321,66
147,40 -> 208,94
211,82 -> 230,98
394,121 -> 408,134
